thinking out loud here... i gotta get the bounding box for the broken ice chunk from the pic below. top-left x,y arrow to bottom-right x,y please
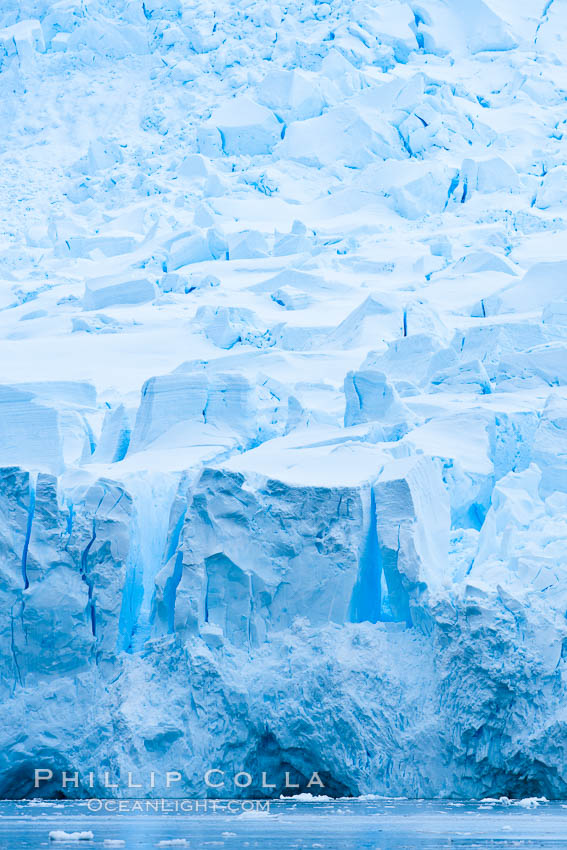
83,273 -> 156,310
201,96 -> 282,156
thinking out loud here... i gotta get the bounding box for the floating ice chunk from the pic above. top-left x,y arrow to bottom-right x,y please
515,797 -> 546,808
156,841 -> 188,847
286,793 -> 333,802
103,842 -> 125,847
49,831 -> 94,841
203,96 -> 282,156
83,273 -> 156,310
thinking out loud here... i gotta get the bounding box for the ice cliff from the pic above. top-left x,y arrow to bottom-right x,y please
1,0 -> 567,800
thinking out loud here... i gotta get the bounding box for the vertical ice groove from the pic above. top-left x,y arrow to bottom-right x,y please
349,489 -> 381,624
21,472 -> 37,590
9,604 -> 23,688
164,551 -> 184,634
81,519 -> 97,637
118,472 -> 179,651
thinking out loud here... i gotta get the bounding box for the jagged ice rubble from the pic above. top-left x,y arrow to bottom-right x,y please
1,0 -> 567,800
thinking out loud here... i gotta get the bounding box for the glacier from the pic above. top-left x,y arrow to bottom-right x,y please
1,0 -> 567,801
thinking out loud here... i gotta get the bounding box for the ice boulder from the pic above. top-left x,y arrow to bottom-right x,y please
257,68 -> 326,121
535,166 -> 567,209
328,294 -> 401,349
543,301 -> 567,332
200,97 -> 282,156
532,395 -> 567,496
373,455 -> 450,623
279,107 -> 400,169
227,230 -> 269,260
469,465 -> 567,619
177,154 -> 208,178
195,306 -> 270,349
429,359 -> 492,394
271,285 -> 312,310
344,370 -> 414,434
6,382 -> 97,471
87,138 -> 123,173
83,273 -> 156,310
0,19 -> 45,62
0,386 -> 80,474
360,161 -> 456,219
153,438 -> 388,641
483,261 -> 567,315
411,0 -> 517,56
166,228 -> 227,270
449,251 -> 517,277
0,470 -> 132,681
362,334 -> 455,394
129,369 -> 257,452
459,157 -> 520,196
250,268 -> 325,296
90,404 -> 132,464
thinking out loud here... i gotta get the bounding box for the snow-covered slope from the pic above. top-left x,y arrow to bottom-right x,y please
2,0 -> 567,799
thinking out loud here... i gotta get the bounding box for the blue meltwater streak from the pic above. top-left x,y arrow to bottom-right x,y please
117,472 -> 179,652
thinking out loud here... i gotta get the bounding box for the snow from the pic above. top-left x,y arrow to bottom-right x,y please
1,0 -> 567,804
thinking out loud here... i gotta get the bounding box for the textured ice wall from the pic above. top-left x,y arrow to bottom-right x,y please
1,0 -> 567,799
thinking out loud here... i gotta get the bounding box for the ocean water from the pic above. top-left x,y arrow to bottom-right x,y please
0,800 -> 565,850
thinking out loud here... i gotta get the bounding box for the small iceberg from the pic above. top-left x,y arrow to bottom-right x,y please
49,832 -> 94,842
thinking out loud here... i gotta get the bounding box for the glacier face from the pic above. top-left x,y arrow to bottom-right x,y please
1,0 -> 567,800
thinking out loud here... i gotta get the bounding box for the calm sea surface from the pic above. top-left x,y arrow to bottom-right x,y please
0,799 -> 566,850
